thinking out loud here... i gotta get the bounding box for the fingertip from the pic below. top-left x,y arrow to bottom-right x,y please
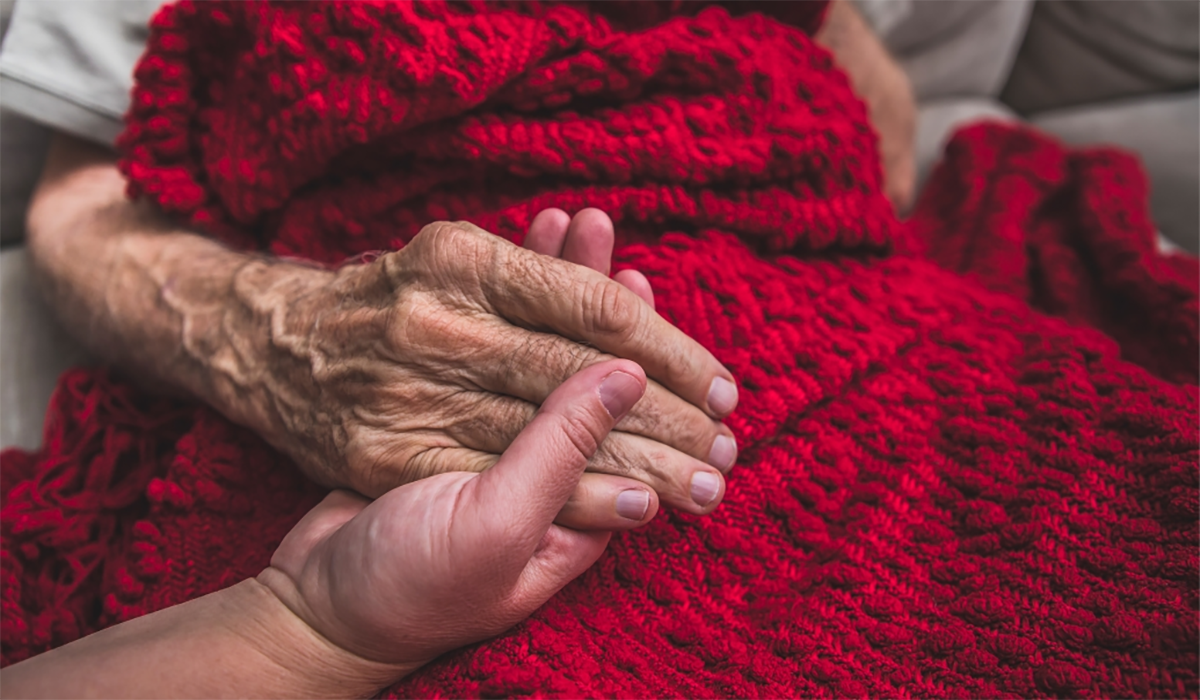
525,208 -> 571,256
615,489 -> 650,520
689,470 -> 725,513
708,432 -> 738,473
534,359 -> 646,441
598,370 -> 645,421
555,476 -> 660,531
571,208 -> 614,235
615,488 -> 660,525
706,375 -> 739,417
563,207 -> 615,274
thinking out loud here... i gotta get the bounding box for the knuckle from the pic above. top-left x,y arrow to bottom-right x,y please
409,221 -> 484,268
584,278 -> 640,340
552,406 -> 604,463
588,437 -> 637,478
588,436 -> 674,490
450,220 -> 489,237
414,220 -> 463,248
623,387 -> 716,458
504,244 -> 556,289
414,220 -> 499,302
659,342 -> 707,391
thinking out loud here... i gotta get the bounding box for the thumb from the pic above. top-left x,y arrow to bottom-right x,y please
471,358 -> 646,555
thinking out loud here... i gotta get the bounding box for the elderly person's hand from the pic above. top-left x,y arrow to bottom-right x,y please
238,209 -> 736,525
3,360 -> 651,698
27,136 -> 737,532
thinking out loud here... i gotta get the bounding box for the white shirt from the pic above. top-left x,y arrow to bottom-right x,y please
0,0 -> 163,146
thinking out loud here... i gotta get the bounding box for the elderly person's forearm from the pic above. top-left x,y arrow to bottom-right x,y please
28,134 -> 328,432
27,134 -> 739,523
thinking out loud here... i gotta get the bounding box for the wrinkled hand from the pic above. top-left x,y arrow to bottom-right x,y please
259,360 -> 647,677
250,210 -> 737,527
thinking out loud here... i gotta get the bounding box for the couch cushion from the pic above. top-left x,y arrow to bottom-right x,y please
1002,0 -> 1200,115
1030,91 -> 1199,252
0,1 -> 47,246
0,111 -> 48,246
0,246 -> 89,449
878,0 -> 1033,101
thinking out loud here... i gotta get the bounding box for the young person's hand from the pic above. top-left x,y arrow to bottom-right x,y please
2,359 -> 653,699
260,358 -> 651,676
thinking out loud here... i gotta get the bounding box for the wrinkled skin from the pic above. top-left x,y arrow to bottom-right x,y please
27,135 -> 737,530
257,209 -> 738,526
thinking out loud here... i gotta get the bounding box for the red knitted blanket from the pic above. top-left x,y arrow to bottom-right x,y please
3,2 -> 1198,697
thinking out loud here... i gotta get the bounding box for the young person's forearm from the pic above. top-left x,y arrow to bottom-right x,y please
26,134 -> 330,431
0,579 -> 400,699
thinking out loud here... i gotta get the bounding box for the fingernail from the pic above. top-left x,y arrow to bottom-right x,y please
615,489 -> 650,520
691,471 -> 722,507
708,377 -> 739,415
599,371 -> 642,419
708,434 -> 738,472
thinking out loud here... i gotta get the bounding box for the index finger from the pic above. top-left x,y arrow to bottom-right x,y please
482,238 -> 738,418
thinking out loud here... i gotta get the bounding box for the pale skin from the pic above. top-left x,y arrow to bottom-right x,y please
2,2 -> 917,694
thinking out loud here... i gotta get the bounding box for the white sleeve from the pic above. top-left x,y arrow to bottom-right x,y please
0,0 -> 164,146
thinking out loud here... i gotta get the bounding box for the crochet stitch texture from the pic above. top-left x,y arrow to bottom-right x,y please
2,2 -> 1197,697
